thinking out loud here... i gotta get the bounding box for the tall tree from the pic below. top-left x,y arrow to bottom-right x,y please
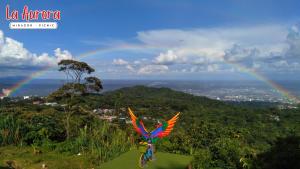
48,59 -> 102,139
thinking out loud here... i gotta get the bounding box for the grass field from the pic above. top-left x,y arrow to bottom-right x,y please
100,149 -> 192,169
0,146 -> 192,169
0,146 -> 93,169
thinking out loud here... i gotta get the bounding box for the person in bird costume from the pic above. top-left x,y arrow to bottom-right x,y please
128,108 -> 180,168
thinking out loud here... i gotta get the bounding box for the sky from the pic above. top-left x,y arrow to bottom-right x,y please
0,0 -> 300,80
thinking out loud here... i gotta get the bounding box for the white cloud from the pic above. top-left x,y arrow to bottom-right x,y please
112,58 -> 129,65
111,58 -> 136,72
286,23 -> 300,58
0,31 -> 4,46
222,23 -> 300,72
273,60 -> 289,67
133,58 -> 149,65
126,65 -> 135,72
138,65 -> 168,74
133,60 -> 141,64
154,50 -> 183,65
103,23 -> 300,75
54,48 -> 73,61
138,24 -> 287,62
134,24 -> 295,74
0,30 -> 73,68
224,44 -> 260,62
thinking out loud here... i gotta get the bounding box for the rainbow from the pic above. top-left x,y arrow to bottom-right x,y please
0,66 -> 52,97
1,44 -> 299,103
0,44 -> 160,97
224,60 -> 300,103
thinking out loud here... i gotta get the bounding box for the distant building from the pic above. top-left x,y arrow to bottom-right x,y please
32,101 -> 42,105
99,115 -> 117,122
23,96 -> 30,100
93,108 -> 114,114
44,102 -> 58,106
142,116 -> 152,120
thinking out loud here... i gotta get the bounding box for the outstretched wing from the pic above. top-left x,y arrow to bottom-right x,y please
128,108 -> 149,139
150,112 -> 180,139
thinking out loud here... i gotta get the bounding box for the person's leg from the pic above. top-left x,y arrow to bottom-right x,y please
146,148 -> 151,158
151,145 -> 156,160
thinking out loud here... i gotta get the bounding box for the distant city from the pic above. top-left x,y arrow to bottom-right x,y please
1,78 -> 299,104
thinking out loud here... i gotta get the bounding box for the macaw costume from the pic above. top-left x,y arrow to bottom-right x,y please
128,107 -> 180,143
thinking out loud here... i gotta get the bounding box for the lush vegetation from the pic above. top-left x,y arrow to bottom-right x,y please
0,60 -> 299,169
0,86 -> 299,168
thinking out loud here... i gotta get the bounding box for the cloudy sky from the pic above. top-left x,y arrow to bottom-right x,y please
0,0 -> 300,80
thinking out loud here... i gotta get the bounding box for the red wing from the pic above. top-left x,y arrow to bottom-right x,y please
128,108 -> 149,139
150,112 -> 180,138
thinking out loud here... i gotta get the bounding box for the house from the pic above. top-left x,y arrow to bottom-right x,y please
32,101 -> 42,105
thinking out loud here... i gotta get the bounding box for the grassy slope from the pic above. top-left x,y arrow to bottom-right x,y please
100,149 -> 192,169
0,146 -> 93,169
0,147 -> 192,169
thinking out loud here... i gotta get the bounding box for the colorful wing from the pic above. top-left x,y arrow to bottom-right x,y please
150,112 -> 180,139
128,108 -> 149,139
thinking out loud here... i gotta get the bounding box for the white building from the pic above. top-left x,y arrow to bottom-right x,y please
93,108 -> 114,114
44,102 -> 58,106
23,96 -> 30,100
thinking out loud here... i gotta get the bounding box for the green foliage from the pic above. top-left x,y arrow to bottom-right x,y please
85,76 -> 103,92
0,86 -> 299,168
253,135 -> 300,169
58,59 -> 95,83
48,83 -> 87,101
0,115 -> 24,146
49,59 -> 102,101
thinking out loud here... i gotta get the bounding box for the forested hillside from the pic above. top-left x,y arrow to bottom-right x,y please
0,86 -> 299,169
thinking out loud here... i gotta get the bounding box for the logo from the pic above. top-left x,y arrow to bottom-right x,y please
5,5 -> 61,29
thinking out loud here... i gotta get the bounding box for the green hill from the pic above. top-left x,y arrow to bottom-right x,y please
100,149 -> 192,169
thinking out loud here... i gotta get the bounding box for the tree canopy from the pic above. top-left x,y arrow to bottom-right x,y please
58,59 -> 95,83
49,59 -> 102,101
